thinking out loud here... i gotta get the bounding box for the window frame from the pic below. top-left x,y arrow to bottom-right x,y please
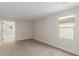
57,15 -> 75,40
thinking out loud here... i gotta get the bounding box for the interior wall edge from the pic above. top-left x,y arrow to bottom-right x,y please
33,38 -> 79,56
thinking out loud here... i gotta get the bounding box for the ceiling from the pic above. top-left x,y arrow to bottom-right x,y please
0,2 -> 78,21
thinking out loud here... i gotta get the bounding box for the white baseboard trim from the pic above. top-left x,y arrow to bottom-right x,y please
33,38 -> 79,56
15,37 -> 32,42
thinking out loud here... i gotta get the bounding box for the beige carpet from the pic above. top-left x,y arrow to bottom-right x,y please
0,39 -> 75,56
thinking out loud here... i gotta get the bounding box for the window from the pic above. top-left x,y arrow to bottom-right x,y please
58,15 -> 75,40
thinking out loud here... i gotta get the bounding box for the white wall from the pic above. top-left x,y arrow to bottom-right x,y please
15,20 -> 32,41
33,7 -> 79,55
2,18 -> 32,41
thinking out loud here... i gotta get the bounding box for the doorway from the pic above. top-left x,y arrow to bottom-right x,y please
2,21 -> 15,43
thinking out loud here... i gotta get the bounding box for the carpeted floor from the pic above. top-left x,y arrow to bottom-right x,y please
0,39 -> 75,56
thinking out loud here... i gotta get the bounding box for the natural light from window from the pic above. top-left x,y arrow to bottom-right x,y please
58,15 -> 75,40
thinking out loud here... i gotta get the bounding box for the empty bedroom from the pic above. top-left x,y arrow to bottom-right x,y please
0,2 -> 79,56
